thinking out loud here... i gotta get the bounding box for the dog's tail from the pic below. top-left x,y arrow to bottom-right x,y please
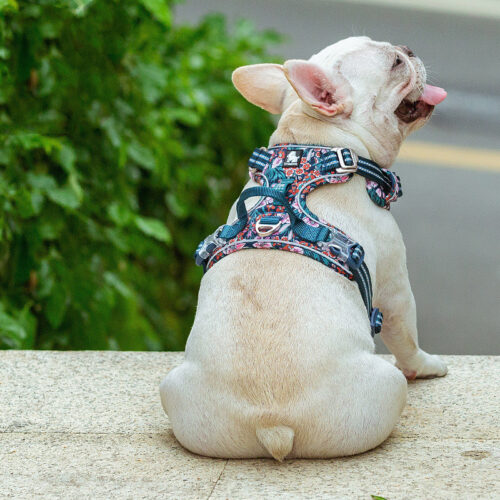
256,425 -> 294,462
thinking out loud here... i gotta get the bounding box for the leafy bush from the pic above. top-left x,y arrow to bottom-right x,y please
0,0 -> 280,350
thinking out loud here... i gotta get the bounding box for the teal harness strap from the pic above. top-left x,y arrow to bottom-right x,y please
220,186 -> 330,243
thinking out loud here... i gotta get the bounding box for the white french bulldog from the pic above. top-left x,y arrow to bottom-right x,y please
160,36 -> 448,461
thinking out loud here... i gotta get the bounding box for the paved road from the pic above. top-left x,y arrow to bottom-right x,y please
175,0 -> 500,354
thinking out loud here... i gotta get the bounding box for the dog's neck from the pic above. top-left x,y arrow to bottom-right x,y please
269,100 -> 403,168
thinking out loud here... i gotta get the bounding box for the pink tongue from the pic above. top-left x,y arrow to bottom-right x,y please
420,84 -> 447,105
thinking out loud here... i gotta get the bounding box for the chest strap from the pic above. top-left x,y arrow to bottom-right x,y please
195,144 -> 402,337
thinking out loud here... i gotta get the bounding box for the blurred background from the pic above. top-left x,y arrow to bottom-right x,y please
0,0 -> 498,354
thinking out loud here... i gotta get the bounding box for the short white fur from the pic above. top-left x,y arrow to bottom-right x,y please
160,36 -> 447,461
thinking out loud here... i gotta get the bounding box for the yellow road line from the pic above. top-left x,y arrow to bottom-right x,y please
398,141 -> 500,173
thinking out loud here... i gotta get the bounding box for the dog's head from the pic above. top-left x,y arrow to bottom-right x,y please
233,36 -> 446,142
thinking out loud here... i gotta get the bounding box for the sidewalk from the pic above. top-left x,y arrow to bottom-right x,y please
1,352 -> 498,499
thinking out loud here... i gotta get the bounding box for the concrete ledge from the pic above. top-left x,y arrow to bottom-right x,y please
0,352 -> 498,499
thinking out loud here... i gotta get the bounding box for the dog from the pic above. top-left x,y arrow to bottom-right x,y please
160,36 -> 448,461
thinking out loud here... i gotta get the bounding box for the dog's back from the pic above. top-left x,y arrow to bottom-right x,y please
160,186 -> 407,459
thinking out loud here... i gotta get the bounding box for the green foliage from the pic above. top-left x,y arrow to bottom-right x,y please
0,0 -> 280,350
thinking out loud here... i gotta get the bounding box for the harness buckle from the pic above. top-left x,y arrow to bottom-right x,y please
370,307 -> 384,335
333,148 -> 358,174
194,225 -> 225,267
325,230 -> 365,270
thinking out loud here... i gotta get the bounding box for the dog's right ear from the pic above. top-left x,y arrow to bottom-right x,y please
232,64 -> 288,114
283,60 -> 352,118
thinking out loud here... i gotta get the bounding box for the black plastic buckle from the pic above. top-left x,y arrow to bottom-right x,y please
346,243 -> 365,270
370,307 -> 383,336
195,240 -> 217,267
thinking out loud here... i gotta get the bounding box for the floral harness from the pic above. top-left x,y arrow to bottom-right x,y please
195,145 -> 403,337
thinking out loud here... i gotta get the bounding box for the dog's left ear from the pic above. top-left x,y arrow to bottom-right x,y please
232,63 -> 288,114
283,60 -> 352,117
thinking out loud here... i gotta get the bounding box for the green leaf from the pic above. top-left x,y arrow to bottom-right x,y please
16,189 -> 44,218
132,62 -> 168,103
36,260 -> 55,298
371,496 -> 388,500
27,173 -> 57,192
128,141 -> 156,170
168,108 -> 201,126
165,192 -> 188,218
68,0 -> 94,16
135,216 -> 171,242
0,0 -> 18,13
17,304 -> 36,348
68,174 -> 83,202
104,272 -> 134,299
139,0 -> 171,26
56,144 -> 77,175
101,117 -> 122,149
47,184 -> 82,209
104,227 -> 130,252
0,311 -> 27,348
45,283 -> 68,328
38,216 -> 65,240
9,132 -> 62,154
107,203 -> 134,226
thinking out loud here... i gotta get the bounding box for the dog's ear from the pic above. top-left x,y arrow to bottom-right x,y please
283,60 -> 352,117
232,64 -> 288,114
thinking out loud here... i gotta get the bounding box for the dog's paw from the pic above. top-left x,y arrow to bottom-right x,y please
396,349 -> 448,380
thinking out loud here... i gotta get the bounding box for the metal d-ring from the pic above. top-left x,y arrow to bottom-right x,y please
255,216 -> 282,237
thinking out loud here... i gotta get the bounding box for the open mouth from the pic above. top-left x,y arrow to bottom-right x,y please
395,84 -> 447,123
